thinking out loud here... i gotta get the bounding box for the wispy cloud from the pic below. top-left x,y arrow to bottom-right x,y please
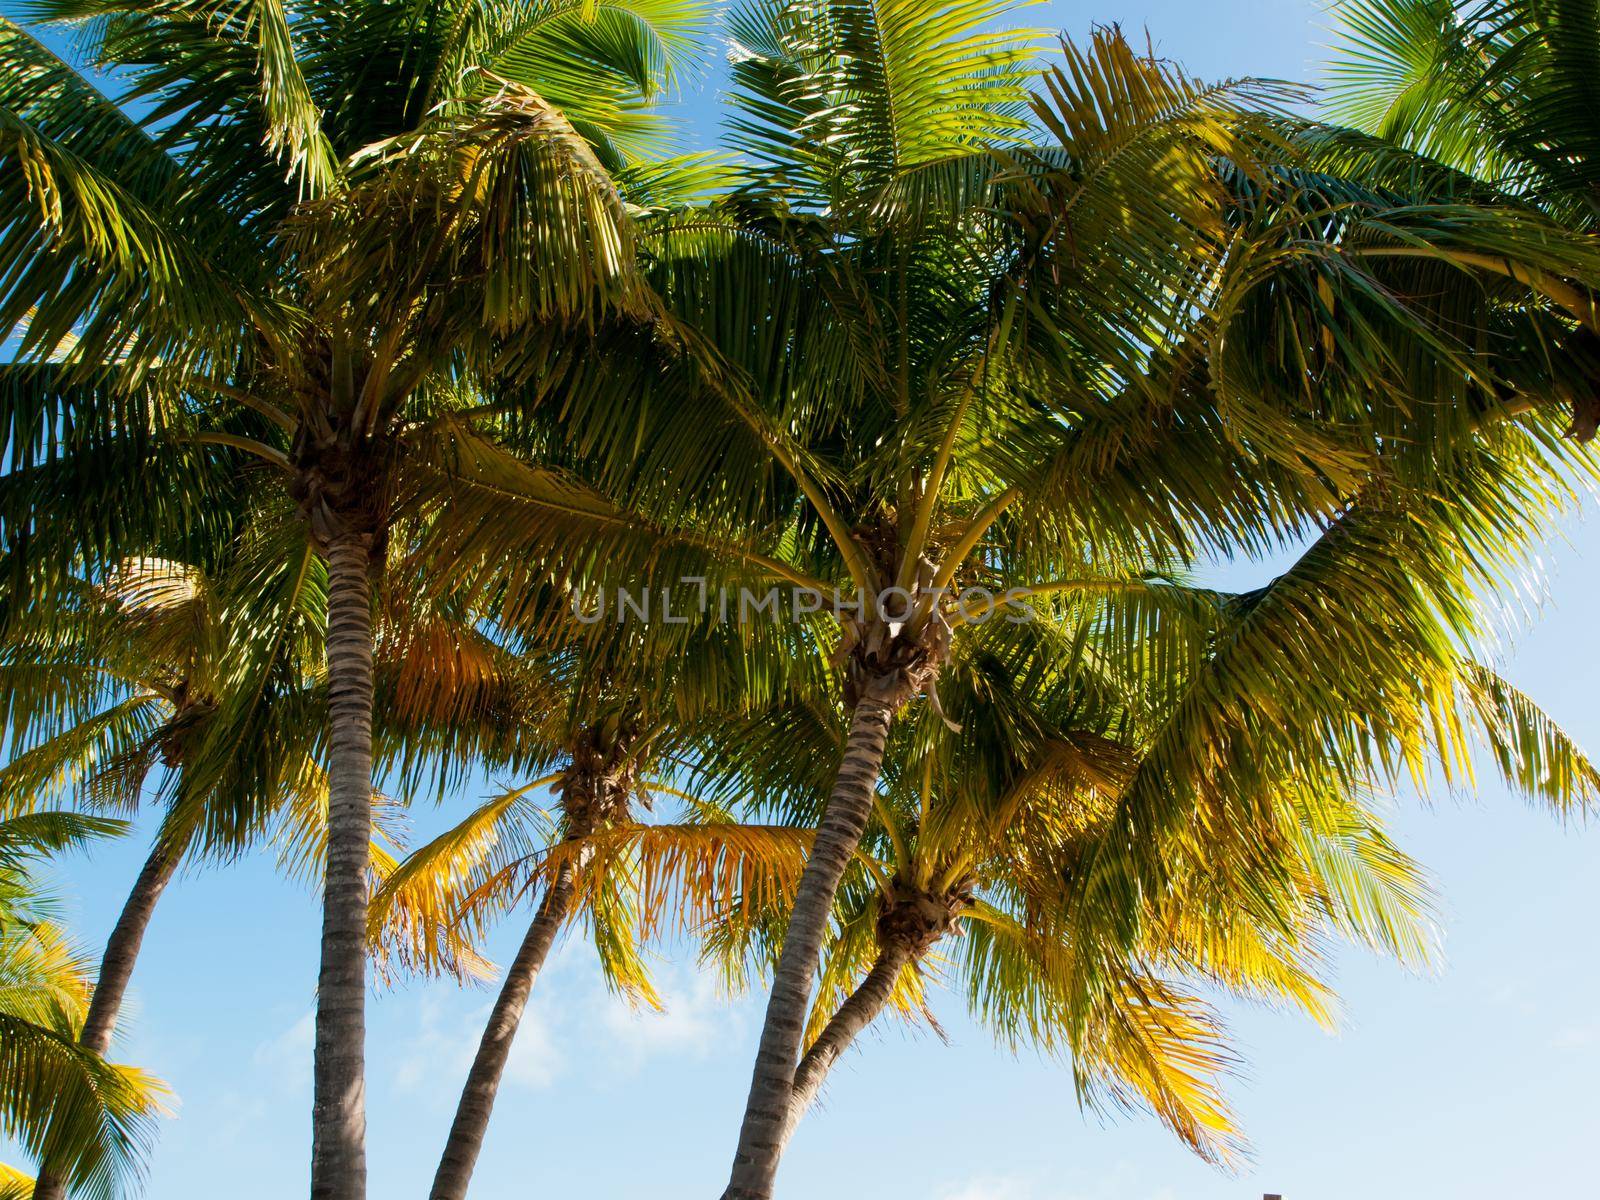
1550,1022 -> 1599,1050
938,1177 -> 1034,1200
597,958 -> 736,1068
392,993 -> 562,1097
385,945 -> 745,1099
502,1000 -> 562,1088
253,1010 -> 315,1093
936,1163 -> 1179,1200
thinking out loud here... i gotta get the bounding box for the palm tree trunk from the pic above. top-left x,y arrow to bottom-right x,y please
30,837 -> 181,1200
429,862 -> 577,1200
781,941 -> 912,1147
79,837 -> 182,1057
722,699 -> 895,1200
311,532 -> 376,1200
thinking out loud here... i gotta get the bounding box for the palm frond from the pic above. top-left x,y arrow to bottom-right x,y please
0,1014 -> 167,1200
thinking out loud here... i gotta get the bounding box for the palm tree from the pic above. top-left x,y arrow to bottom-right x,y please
0,811 -> 167,1200
693,512 -> 1600,1176
420,12 -> 1600,1193
0,511 -> 553,1200
0,4 -> 700,1194
0,506 -> 327,1083
696,617 -> 1277,1168
371,637 -> 811,1200
0,516 -> 329,1200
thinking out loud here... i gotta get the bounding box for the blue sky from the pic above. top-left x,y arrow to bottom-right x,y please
17,0 -> 1600,1197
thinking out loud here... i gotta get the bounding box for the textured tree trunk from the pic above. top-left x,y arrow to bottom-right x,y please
429,862 -> 577,1200
311,532 -> 375,1200
722,699 -> 895,1200
30,838 -> 182,1200
782,941 -> 912,1146
78,837 -> 182,1057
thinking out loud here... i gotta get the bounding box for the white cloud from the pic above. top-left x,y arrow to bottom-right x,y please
1551,1022 -> 1599,1050
393,994 -> 563,1097
253,1011 -> 314,1092
938,1178 -> 1034,1200
502,1001 -> 562,1089
597,960 -> 732,1066
936,1164 -> 1178,1200
384,942 -> 749,1101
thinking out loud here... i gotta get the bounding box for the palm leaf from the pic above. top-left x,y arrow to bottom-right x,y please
0,1014 -> 167,1200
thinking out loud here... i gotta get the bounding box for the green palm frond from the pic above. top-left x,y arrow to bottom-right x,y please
0,17 -> 287,371
725,0 -> 1043,203
236,0 -> 341,196
1330,0 -> 1600,216
0,1014 -> 167,1200
425,0 -> 705,162
1328,0 -> 1519,179
291,83 -> 648,365
0,809 -> 161,1200
0,813 -> 128,866
0,920 -> 93,1034
1279,793 -> 1440,970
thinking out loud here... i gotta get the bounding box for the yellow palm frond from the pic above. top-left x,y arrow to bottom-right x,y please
369,777 -> 560,980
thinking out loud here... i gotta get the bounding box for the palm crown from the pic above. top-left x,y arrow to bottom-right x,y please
693,508 -> 1596,1167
